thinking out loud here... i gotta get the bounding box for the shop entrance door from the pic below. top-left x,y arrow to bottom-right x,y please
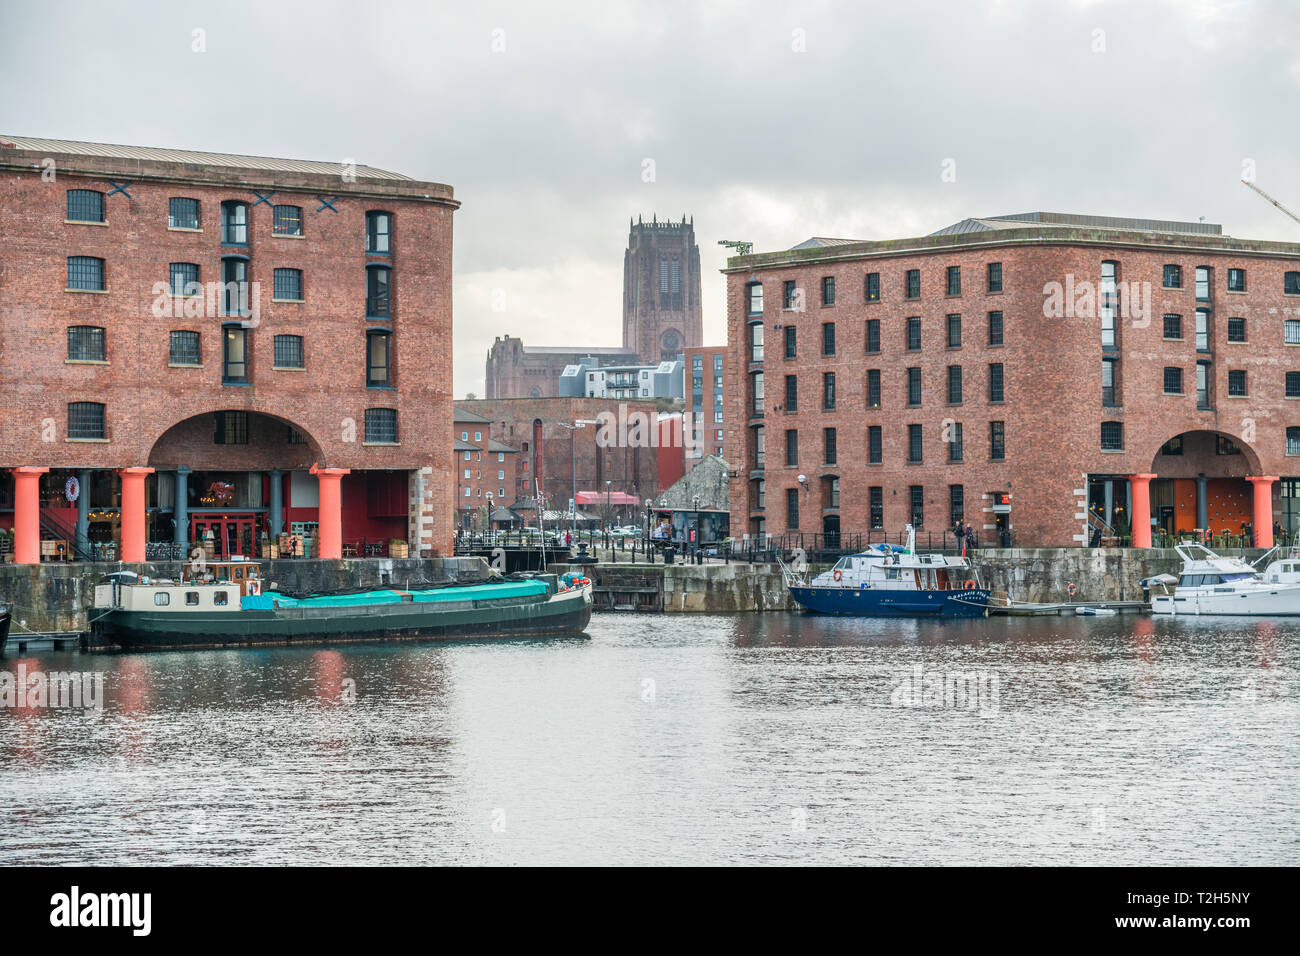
191,515 -> 257,559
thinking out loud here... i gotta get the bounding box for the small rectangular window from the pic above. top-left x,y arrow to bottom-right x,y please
909,485 -> 924,527
1228,369 -> 1247,397
1163,264 -> 1182,289
987,262 -> 1002,293
947,365 -> 962,404
907,367 -> 921,406
822,322 -> 835,356
67,326 -> 105,362
946,266 -> 961,296
214,591 -> 229,606
988,311 -> 1003,346
153,591 -> 170,607
784,326 -> 797,358
824,427 -> 837,465
990,421 -> 1005,460
865,272 -> 880,302
274,334 -> 304,369
783,280 -> 798,310
223,326 -> 248,383
906,317 -> 921,350
365,408 -> 398,443
906,269 -> 920,299
170,262 -> 200,296
821,276 -> 835,306
272,204 -> 303,236
221,201 -> 248,244
1227,268 -> 1246,292
747,282 -> 764,315
1195,266 -> 1211,299
946,314 -> 961,348
948,422 -> 963,462
823,372 -> 836,410
1164,313 -> 1183,339
868,425 -> 882,464
185,592 -> 200,606
1227,316 -> 1246,342
1287,272 -> 1300,295
867,369 -> 881,409
1101,421 -> 1123,450
1287,319 -> 1300,345
865,319 -> 880,353
989,363 -> 1004,403
784,374 -> 798,412
869,486 -> 883,528
786,488 -> 799,530
908,424 -> 922,462
170,330 -> 201,366
1287,371 -> 1300,399
169,197 -> 200,230
1164,367 -> 1183,394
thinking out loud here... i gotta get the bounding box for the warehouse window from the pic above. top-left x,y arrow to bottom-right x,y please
1163,264 -> 1182,289
1227,317 -> 1246,342
990,421 -> 1006,460
1286,272 -> 1300,295
946,266 -> 961,296
786,488 -> 799,530
365,408 -> 399,443
1164,313 -> 1182,339
865,272 -> 880,302
1289,427 -> 1300,456
988,311 -> 1003,346
169,197 -> 200,230
869,486 -> 883,528
1101,421 -> 1123,450
66,189 -> 104,223
865,318 -> 880,353
989,363 -> 1005,403
67,326 -> 105,362
273,334 -> 304,369
67,402 -> 105,440
868,425 -> 882,464
273,268 -> 303,301
908,424 -> 923,462
747,282 -> 763,315
170,330 -> 201,366
1164,367 -> 1183,394
821,276 -> 835,306
170,262 -> 200,296
909,486 -> 924,528
946,314 -> 961,348
905,269 -> 920,299
1287,372 -> 1300,399
272,204 -> 303,236
948,422 -> 963,462
1228,369 -> 1247,397
67,256 -> 105,291
986,262 -> 1002,293
867,369 -> 881,409
947,365 -> 962,404
907,367 -> 922,406
1227,268 -> 1246,292
906,317 -> 921,350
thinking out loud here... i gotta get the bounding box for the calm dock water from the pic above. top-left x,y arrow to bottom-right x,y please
0,613 -> 1295,865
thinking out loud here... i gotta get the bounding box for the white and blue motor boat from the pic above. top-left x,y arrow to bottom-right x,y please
779,525 -> 991,617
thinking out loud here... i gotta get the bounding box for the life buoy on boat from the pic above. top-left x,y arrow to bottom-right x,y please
964,580 -> 975,590
833,569 -> 843,582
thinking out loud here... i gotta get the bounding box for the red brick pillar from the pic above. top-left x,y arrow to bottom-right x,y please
119,467 -> 155,563
12,467 -> 49,565
311,464 -> 350,560
1247,476 -> 1278,548
1129,473 -> 1157,548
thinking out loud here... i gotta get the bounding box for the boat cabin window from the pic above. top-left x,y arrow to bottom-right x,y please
186,592 -> 200,606
885,568 -> 900,580
154,592 -> 170,606
833,558 -> 850,571
214,591 -> 229,606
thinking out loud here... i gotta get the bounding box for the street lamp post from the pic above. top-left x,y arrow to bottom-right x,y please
557,419 -> 596,545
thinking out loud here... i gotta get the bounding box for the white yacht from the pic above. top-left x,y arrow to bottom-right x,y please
1149,543 -> 1300,616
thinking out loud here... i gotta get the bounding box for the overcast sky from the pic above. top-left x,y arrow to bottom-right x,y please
3,0 -> 1297,396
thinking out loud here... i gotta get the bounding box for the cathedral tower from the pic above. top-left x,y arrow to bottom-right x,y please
623,215 -> 703,362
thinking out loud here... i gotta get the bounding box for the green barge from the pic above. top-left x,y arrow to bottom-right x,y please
87,562 -> 593,652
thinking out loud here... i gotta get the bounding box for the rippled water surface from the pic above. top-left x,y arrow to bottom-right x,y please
1,613 -> 1296,865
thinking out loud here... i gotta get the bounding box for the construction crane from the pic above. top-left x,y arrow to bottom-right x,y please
1241,179 -> 1300,228
718,239 -> 754,257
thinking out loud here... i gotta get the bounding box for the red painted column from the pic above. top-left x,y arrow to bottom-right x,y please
119,467 -> 155,563
1129,473 -> 1157,548
1247,476 -> 1278,548
311,464 -> 350,560
12,467 -> 49,565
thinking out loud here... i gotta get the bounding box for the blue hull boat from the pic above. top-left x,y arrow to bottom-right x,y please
788,584 -> 991,617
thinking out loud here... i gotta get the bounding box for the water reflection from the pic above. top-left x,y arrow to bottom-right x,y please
0,613 -> 1295,865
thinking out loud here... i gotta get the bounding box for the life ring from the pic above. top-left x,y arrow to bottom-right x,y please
833,569 -> 843,582
1067,583 -> 1078,598
964,580 -> 975,590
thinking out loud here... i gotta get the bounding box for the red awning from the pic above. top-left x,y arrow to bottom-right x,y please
575,490 -> 641,506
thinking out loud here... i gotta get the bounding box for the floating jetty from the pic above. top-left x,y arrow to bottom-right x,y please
992,600 -> 1149,617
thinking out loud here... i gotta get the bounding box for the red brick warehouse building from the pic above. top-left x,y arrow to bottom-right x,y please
0,136 -> 457,563
723,212 -> 1300,548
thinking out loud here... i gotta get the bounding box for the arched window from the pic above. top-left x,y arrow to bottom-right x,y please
366,211 -> 392,254
66,189 -> 105,223
221,200 -> 249,244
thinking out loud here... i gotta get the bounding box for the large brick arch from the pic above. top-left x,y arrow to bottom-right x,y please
1145,428 -> 1263,477
147,409 -> 324,471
